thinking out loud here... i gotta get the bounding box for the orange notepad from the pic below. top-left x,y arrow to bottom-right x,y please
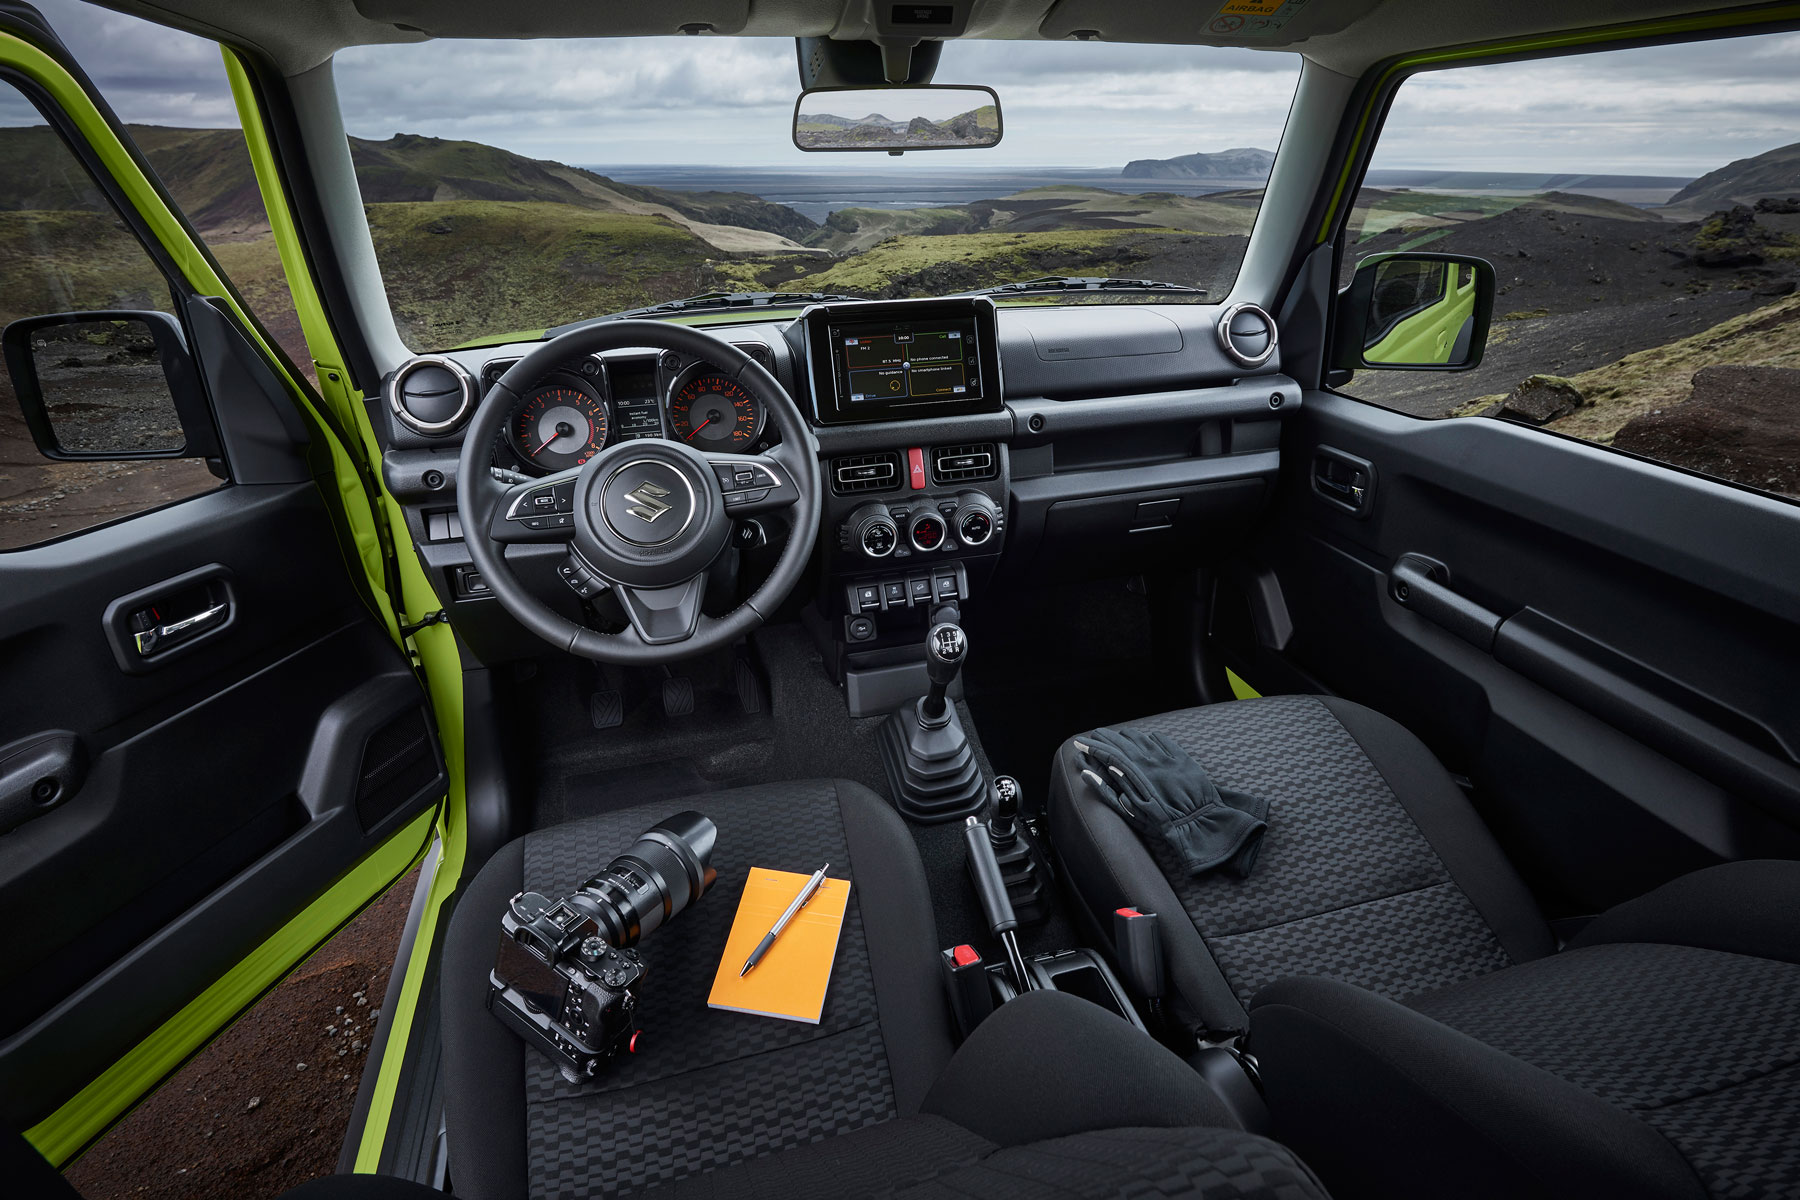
707,867 -> 852,1024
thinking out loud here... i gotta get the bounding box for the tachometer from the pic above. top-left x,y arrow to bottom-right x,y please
509,379 -> 608,474
668,368 -> 764,451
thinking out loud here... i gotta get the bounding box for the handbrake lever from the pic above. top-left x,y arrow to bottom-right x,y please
965,815 -> 1036,991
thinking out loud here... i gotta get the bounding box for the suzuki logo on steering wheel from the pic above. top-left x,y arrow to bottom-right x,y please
622,481 -> 674,522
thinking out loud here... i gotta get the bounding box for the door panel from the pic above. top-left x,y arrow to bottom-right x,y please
1216,391 -> 1800,917
0,481 -> 444,1129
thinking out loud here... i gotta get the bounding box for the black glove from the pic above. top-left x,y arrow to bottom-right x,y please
1074,726 -> 1269,879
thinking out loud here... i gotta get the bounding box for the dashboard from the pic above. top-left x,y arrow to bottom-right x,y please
377,298 -> 1294,706
390,341 -> 783,479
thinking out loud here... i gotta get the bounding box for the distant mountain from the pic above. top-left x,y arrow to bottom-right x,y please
0,125 -> 817,245
1121,147 -> 1274,180
1664,141 -> 1800,213
1368,168 -> 1692,192
796,105 -> 999,151
797,112 -> 908,132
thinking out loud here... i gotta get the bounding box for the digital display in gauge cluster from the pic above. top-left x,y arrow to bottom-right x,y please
607,358 -> 663,440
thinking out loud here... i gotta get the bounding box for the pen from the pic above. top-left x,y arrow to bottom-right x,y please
740,863 -> 829,976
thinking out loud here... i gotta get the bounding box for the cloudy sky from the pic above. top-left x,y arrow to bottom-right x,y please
5,0 -> 1799,177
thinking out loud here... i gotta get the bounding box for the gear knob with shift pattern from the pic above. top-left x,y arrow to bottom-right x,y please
877,621 -> 987,821
922,622 -> 967,721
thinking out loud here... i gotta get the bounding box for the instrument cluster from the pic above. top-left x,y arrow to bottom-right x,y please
485,344 -> 779,476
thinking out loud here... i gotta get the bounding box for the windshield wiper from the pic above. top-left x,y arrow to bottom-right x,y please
963,276 -> 1207,297
555,291 -> 873,331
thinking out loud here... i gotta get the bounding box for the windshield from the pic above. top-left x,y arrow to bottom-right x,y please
334,38 -> 1298,350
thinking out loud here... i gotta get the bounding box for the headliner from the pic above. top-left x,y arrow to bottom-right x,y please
88,1 -> 1795,83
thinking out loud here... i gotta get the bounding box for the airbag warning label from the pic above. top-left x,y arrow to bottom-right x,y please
1208,0 -> 1308,37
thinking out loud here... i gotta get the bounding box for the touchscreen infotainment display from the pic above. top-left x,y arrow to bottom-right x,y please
803,297 -> 1002,425
833,317 -> 982,406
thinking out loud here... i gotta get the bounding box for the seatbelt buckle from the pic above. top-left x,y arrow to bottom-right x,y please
1112,907 -> 1166,1025
941,943 -> 994,1041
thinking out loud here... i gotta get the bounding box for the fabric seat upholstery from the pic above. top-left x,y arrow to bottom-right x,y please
1252,860 -> 1800,1200
441,779 -> 1330,1200
1048,695 -> 1551,1034
1050,696 -> 1800,1199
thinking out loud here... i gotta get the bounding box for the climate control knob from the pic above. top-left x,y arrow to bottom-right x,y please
849,504 -> 898,558
953,491 -> 1000,547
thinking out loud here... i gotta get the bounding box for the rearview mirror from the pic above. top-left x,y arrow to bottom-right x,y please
3,311 -> 217,461
794,85 -> 1002,154
1333,253 -> 1495,372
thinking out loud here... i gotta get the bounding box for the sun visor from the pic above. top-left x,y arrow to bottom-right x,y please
1040,0 -> 1382,47
350,0 -> 758,38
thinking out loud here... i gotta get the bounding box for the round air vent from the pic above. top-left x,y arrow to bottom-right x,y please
1216,303 -> 1278,369
388,355 -> 475,436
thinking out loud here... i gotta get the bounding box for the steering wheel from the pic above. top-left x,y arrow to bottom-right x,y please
455,320 -> 821,663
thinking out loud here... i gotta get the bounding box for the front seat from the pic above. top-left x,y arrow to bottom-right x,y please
441,779 -> 1330,1200
1050,696 -> 1800,1200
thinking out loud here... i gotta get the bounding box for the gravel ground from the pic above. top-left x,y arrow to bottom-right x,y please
64,866 -> 420,1200
0,352 -> 219,550
1340,196 -> 1800,418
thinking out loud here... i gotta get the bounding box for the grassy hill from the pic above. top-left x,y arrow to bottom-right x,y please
363,201 -> 738,348
0,125 -> 818,249
804,186 -> 1260,254
1350,188 -> 1665,243
1664,141 -> 1800,215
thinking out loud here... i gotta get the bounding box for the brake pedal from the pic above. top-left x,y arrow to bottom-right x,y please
662,676 -> 695,717
590,690 -> 623,730
734,657 -> 766,714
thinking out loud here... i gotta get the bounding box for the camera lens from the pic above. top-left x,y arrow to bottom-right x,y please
574,811 -> 718,947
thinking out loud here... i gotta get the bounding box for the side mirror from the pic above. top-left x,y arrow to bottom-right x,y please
793,85 -> 1002,154
3,310 -> 219,462
1332,253 -> 1495,373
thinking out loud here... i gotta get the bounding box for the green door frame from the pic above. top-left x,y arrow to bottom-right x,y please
221,49 -> 473,1173
0,24 -> 455,1168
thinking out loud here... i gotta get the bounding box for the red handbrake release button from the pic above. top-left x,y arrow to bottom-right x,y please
907,447 -> 927,490
951,944 -> 981,967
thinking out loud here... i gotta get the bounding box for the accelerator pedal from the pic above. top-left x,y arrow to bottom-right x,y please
734,656 -> 767,714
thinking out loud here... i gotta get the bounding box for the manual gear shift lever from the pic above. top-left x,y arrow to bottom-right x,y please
877,621 -> 986,822
922,622 -> 967,723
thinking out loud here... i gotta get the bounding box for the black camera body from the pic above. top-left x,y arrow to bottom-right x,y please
488,811 -> 717,1082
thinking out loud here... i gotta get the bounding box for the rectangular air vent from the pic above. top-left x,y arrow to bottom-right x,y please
832,451 -> 901,495
930,443 -> 998,484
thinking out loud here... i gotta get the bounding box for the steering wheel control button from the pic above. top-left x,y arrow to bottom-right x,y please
910,511 -> 948,553
558,557 -> 604,599
600,459 -> 696,547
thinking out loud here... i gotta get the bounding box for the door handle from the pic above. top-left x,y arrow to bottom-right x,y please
133,601 -> 229,656
1312,446 -> 1376,517
102,564 -> 238,674
0,731 -> 86,836
1389,554 -> 1503,652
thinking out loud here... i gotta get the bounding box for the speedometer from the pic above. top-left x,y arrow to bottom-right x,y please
668,368 -> 764,451
510,379 -> 608,474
